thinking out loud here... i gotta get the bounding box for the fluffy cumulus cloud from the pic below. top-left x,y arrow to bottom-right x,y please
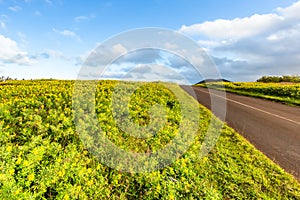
179,1 -> 300,81
0,34 -> 35,65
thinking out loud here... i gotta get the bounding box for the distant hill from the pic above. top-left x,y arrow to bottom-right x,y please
195,79 -> 231,84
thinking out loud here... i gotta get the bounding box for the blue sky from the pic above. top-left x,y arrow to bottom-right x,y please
0,0 -> 299,82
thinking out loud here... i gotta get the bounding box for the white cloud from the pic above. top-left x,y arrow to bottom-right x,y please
179,1 -> 300,42
112,44 -> 127,55
267,24 -> 300,41
60,30 -> 76,37
9,6 -> 22,12
74,14 -> 95,22
74,16 -> 88,22
0,22 -> 5,29
0,34 -> 36,65
277,1 -> 300,20
179,0 -> 300,81
53,28 -> 81,41
180,14 -> 283,40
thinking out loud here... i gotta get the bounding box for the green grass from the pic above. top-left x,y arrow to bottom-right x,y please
0,80 -> 299,199
197,82 -> 300,107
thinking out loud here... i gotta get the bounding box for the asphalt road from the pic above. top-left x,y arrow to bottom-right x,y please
181,86 -> 300,180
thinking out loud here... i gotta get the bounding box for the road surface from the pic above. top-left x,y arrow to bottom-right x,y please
181,86 -> 300,181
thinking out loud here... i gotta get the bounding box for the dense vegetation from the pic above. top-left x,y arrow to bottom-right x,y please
257,75 -> 300,83
199,82 -> 300,106
0,76 -> 16,82
1,80 -> 300,199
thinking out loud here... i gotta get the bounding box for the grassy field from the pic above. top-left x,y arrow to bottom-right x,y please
198,82 -> 300,107
1,80 -> 300,199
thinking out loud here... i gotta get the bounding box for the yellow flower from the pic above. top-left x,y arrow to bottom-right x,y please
23,160 -> 29,167
6,145 -> 13,152
117,174 -> 122,180
78,169 -> 85,176
202,157 -> 208,162
16,157 -> 22,165
87,168 -> 92,174
71,162 -> 77,168
169,194 -> 175,200
183,168 -> 188,174
14,189 -> 21,195
63,194 -> 69,200
33,148 -> 39,155
156,184 -> 161,192
58,169 -> 65,177
181,161 -> 186,167
87,180 -> 93,186
9,169 -> 15,175
96,164 -> 101,170
0,174 -> 6,181
27,174 -> 34,181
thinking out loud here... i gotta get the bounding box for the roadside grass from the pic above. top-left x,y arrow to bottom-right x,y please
0,80 -> 299,199
197,82 -> 300,107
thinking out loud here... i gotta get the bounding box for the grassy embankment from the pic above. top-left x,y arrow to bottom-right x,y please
0,80 -> 299,199
197,82 -> 300,107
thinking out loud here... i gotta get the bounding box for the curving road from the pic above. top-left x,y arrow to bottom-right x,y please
181,86 -> 300,181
